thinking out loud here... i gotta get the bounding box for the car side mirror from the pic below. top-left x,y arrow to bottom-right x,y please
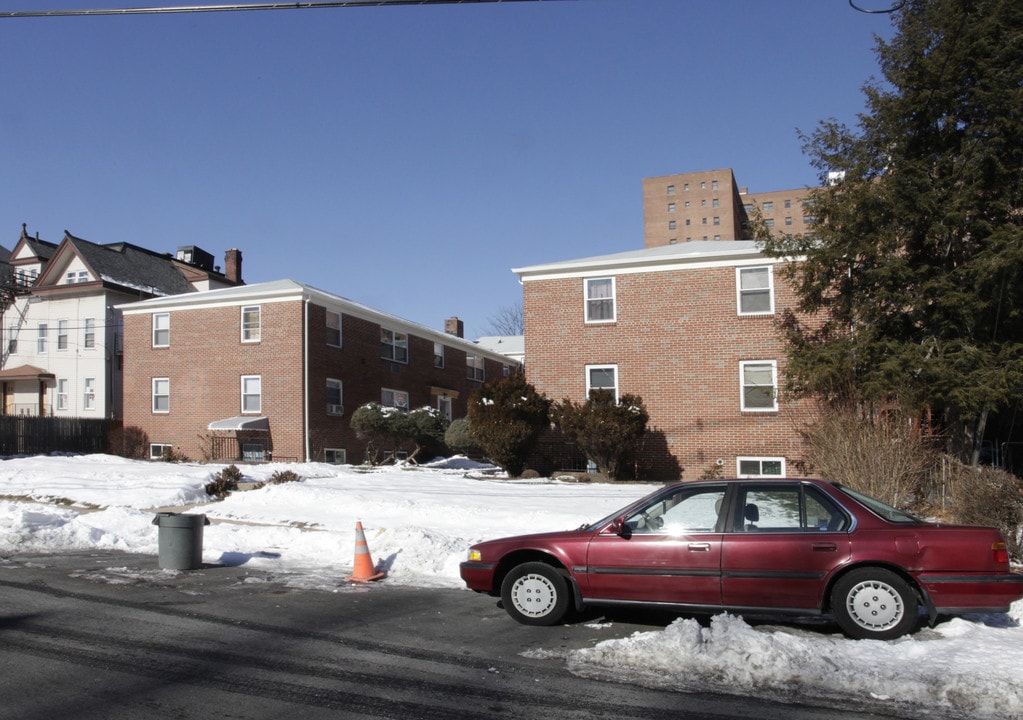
612,515 -> 632,539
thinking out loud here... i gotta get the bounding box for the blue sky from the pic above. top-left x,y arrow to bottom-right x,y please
1,0 -> 894,339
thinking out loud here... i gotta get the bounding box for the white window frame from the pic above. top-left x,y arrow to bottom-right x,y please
380,328 -> 408,363
740,361 -> 778,412
57,378 -> 69,411
467,354 -> 485,382
83,317 -> 96,349
737,266 -> 775,316
737,456 -> 786,478
433,342 -> 445,369
241,305 -> 261,343
586,364 -> 619,402
57,320 -> 69,351
381,388 -> 409,410
152,378 -> 170,413
326,310 -> 342,348
327,378 -> 343,416
324,448 -> 347,464
83,377 -> 96,411
241,375 -> 262,414
37,323 -> 47,353
585,277 -> 616,323
150,443 -> 173,459
8,325 -> 17,354
153,313 -> 170,348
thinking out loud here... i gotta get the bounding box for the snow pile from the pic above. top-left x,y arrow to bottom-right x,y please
1,454 -> 1021,719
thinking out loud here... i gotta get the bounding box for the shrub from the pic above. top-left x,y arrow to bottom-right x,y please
802,409 -> 931,507
551,390 -> 649,481
444,417 -> 481,457
267,469 -> 302,485
161,446 -> 191,463
941,460 -> 1023,561
467,371 -> 551,477
205,464 -> 242,499
351,403 -> 449,465
110,425 -> 148,459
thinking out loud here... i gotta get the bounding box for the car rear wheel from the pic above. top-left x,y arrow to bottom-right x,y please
500,562 -> 570,626
832,567 -> 919,640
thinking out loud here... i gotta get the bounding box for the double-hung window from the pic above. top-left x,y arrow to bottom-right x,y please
433,342 -> 445,368
57,379 -> 69,411
326,311 -> 342,347
57,320 -> 69,350
241,375 -> 262,414
152,378 -> 170,413
37,324 -> 47,353
380,328 -> 408,363
241,305 -> 261,343
467,354 -> 484,382
585,277 -> 615,323
83,318 -> 96,349
327,378 -> 343,415
586,364 -> 619,401
737,266 -> 774,315
381,388 -> 409,410
153,313 -> 170,347
740,361 -> 778,411
83,378 -> 96,411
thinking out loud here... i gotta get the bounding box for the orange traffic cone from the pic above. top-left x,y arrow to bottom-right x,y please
345,520 -> 385,582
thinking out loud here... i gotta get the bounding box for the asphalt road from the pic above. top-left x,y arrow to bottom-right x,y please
0,550 -> 907,720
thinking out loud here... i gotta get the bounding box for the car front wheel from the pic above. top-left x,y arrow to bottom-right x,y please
831,567 -> 919,640
500,562 -> 570,626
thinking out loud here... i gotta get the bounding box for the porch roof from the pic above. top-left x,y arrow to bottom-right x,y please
207,416 -> 269,431
0,365 -> 55,381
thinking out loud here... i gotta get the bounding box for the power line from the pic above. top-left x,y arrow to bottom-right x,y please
0,0 -> 568,19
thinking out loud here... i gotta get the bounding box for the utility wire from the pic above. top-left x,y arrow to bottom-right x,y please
0,0 -> 566,18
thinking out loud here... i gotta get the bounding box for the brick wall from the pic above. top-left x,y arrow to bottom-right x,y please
523,261 -> 817,480
123,298 -> 507,464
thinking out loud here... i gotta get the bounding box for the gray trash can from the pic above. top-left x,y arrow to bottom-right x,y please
152,512 -> 210,570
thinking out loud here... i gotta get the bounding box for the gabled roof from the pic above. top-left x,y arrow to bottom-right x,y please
37,231 -> 194,297
9,224 -> 59,265
117,279 -> 520,367
512,240 -> 773,281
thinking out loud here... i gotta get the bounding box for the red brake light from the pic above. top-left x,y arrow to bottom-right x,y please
993,542 -> 1009,564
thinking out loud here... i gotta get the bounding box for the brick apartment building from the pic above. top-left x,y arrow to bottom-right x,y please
642,168 -> 815,248
119,279 -> 518,464
514,240 -> 817,480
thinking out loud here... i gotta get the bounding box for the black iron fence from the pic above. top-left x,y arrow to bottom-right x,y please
0,415 -> 110,456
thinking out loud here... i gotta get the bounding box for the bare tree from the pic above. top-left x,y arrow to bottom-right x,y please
482,303 -> 524,336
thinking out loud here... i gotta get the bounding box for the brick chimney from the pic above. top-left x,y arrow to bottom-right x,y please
224,248 -> 243,284
444,316 -> 464,338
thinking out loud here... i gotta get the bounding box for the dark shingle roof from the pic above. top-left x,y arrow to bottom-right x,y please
64,232 -> 194,296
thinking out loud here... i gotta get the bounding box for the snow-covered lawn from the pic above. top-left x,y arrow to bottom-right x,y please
1,454 -> 1020,719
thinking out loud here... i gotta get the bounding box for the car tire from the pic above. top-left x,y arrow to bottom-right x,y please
500,562 -> 571,626
831,567 -> 919,640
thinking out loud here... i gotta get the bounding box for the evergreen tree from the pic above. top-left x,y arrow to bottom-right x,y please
467,371 -> 550,477
761,0 -> 1023,463
551,390 -> 649,481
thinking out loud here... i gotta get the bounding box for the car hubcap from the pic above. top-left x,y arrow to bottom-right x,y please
846,579 -> 904,631
511,573 -> 557,618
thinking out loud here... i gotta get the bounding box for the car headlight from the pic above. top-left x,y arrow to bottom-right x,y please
467,548 -> 482,562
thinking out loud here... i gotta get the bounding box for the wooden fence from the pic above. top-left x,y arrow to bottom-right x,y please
0,415 -> 110,456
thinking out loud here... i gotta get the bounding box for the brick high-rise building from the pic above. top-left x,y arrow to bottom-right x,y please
642,169 -> 816,247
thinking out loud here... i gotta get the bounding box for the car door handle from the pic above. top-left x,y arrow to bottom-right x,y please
688,543 -> 712,552
812,543 -> 838,552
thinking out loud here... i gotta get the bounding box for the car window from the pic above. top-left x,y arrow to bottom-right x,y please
737,485 -> 849,532
624,487 -> 726,534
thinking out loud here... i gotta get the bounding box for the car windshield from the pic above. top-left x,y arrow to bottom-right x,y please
834,484 -> 921,524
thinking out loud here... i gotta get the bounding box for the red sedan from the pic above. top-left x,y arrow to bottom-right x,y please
460,478 -> 1023,640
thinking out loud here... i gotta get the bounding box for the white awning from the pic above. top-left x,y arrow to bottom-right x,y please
207,416 -> 269,431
